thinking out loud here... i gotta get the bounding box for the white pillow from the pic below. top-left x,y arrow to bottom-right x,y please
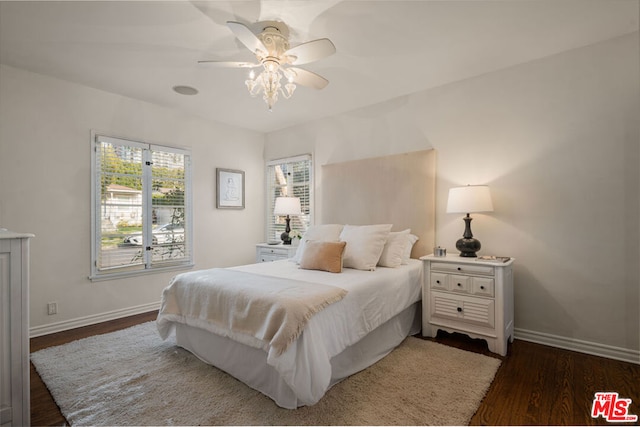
378,229 -> 410,268
340,224 -> 392,271
402,233 -> 420,264
292,224 -> 344,264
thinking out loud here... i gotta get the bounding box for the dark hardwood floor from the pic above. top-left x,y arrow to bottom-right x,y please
446,334 -> 640,426
30,312 -> 639,426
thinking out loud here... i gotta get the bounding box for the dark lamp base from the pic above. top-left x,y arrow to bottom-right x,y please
456,237 -> 481,257
280,231 -> 292,245
281,215 -> 292,245
455,213 -> 482,257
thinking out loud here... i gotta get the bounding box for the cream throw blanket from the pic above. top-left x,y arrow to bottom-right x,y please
157,268 -> 348,355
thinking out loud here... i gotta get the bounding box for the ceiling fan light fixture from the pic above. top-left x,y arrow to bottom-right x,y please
285,81 -> 296,97
200,20 -> 335,111
244,77 -> 257,94
244,62 -> 297,111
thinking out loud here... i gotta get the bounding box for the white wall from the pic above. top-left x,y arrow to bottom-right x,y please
0,65 -> 265,332
1,31 -> 637,360
266,33 -> 639,359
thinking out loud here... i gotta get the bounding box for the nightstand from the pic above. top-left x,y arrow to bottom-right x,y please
420,254 -> 514,356
255,243 -> 298,263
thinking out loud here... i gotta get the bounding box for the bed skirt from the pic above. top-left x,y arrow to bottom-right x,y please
175,301 -> 421,409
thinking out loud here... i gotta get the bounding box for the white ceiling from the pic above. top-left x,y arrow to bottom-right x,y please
1,1 -> 638,133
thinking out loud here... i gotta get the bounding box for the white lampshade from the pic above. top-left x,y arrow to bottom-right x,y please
273,197 -> 302,216
446,185 -> 494,214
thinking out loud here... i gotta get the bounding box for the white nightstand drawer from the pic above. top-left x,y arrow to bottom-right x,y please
430,262 -> 495,276
263,247 -> 289,256
430,272 -> 448,290
431,291 -> 495,329
256,243 -> 298,263
432,273 -> 493,296
472,277 -> 495,297
449,274 -> 471,293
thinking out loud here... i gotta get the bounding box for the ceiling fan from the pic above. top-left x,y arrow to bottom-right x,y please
199,20 -> 335,110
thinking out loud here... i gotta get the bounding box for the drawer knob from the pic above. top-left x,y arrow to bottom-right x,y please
436,280 -> 440,284
457,307 -> 463,312
457,283 -> 462,287
457,267 -> 462,271
480,285 -> 485,290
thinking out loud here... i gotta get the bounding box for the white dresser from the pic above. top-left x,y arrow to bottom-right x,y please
0,231 -> 33,427
255,243 -> 298,263
421,254 -> 514,356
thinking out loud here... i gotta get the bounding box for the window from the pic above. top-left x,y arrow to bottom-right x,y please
266,155 -> 312,242
91,134 -> 192,280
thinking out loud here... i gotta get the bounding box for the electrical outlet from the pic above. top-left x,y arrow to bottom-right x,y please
47,302 -> 58,315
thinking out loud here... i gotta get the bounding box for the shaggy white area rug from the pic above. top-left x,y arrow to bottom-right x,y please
31,322 -> 501,426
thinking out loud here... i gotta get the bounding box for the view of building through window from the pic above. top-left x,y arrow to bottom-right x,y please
92,135 -> 192,278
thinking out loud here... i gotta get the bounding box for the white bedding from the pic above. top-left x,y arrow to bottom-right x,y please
157,259 -> 423,408
157,269 -> 348,355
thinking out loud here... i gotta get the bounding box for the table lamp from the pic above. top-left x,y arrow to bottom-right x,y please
273,196 -> 302,245
446,185 -> 493,257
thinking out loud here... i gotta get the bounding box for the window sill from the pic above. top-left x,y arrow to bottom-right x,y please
89,263 -> 195,282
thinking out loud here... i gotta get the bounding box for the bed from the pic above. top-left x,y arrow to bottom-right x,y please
157,150 -> 436,409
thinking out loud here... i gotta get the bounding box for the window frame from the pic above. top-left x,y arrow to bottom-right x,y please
265,154 -> 313,243
90,132 -> 193,281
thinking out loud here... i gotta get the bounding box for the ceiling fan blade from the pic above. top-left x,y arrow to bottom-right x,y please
198,60 -> 259,68
286,67 -> 329,90
227,21 -> 268,55
285,38 -> 336,65
190,1 -> 261,28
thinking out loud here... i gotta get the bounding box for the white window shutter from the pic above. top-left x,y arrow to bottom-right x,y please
266,155 -> 312,242
91,134 -> 192,279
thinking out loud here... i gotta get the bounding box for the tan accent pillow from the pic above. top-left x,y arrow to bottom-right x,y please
299,240 -> 347,273
292,224 -> 344,264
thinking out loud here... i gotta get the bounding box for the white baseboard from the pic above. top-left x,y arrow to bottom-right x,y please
515,328 -> 640,365
29,302 -> 161,338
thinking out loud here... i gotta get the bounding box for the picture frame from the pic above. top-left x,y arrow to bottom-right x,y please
216,168 -> 245,209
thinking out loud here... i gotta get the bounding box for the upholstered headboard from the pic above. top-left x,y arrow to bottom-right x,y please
321,149 -> 436,258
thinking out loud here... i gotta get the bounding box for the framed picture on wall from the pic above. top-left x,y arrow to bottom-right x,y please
216,168 -> 245,209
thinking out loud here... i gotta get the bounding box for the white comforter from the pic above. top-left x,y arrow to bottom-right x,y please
157,259 -> 422,407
